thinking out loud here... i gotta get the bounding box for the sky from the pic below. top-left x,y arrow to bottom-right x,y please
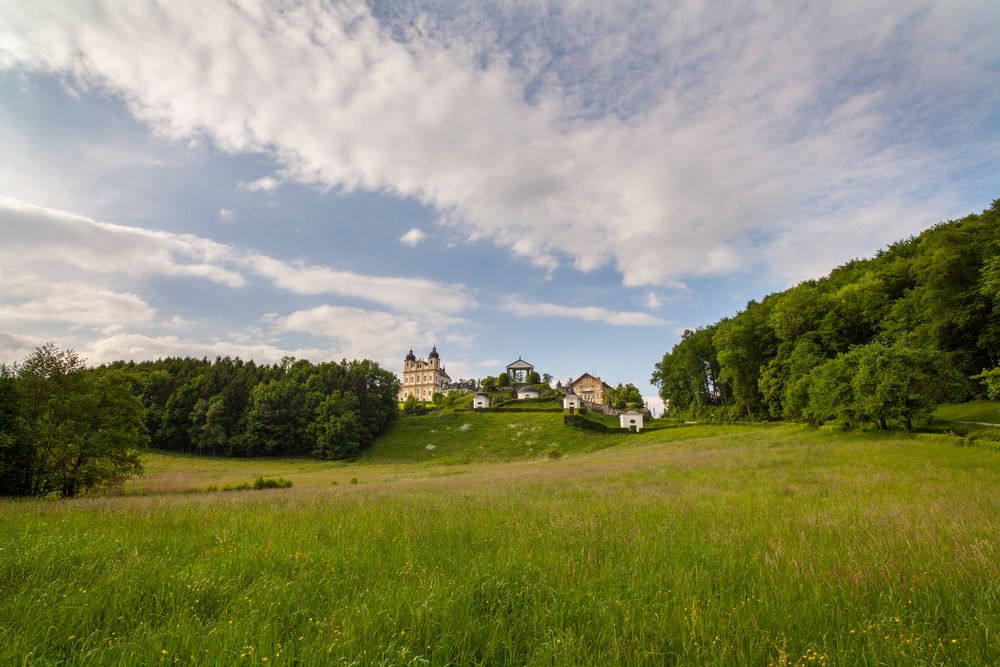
1,0 -> 998,413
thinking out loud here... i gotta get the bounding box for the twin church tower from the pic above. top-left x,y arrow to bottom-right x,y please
399,347 -> 451,401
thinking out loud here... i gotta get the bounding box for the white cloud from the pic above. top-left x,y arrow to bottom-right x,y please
2,2 -> 995,288
0,197 -> 245,287
0,197 -> 475,318
271,304 -> 466,367
0,277 -> 154,327
242,254 -> 475,315
218,208 -> 234,221
645,291 -> 662,310
238,176 -> 279,192
80,332 -> 330,366
478,358 -> 501,367
0,332 -> 41,364
643,395 -> 665,418
501,297 -> 667,327
399,227 -> 426,247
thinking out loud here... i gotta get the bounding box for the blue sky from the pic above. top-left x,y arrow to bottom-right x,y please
1,1 -> 998,412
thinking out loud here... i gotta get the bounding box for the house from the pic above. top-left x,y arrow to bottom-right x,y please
570,373 -> 611,404
472,392 -> 490,409
563,392 -> 582,410
399,347 -> 451,402
505,357 -> 535,384
619,411 -> 644,432
516,385 -> 540,400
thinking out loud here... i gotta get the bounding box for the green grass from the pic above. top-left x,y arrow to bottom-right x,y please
934,400 -> 1000,424
2,420 -> 999,665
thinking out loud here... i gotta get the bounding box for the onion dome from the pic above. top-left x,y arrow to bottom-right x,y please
428,346 -> 440,360
405,349 -> 416,362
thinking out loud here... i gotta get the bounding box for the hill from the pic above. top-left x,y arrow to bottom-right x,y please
2,423 -> 998,664
653,199 -> 1000,427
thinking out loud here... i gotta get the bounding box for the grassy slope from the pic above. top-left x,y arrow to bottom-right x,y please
2,422 -> 999,665
934,400 -> 1000,424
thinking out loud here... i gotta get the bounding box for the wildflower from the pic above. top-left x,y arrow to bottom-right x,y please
161,649 -> 169,655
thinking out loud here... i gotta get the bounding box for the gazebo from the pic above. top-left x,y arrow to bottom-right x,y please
505,357 -> 534,384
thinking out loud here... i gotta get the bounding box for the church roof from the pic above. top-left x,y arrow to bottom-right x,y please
428,346 -> 440,359
516,385 -> 540,393
506,357 -> 534,370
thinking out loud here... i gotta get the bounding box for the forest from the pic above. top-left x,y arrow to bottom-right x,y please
0,347 -> 400,497
651,199 -> 1000,427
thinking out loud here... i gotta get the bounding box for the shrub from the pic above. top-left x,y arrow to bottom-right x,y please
253,476 -> 293,489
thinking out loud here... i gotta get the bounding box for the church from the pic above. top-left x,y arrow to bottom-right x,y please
399,347 -> 451,401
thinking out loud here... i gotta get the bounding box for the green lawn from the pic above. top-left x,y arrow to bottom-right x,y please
2,421 -> 999,665
934,400 -> 1000,424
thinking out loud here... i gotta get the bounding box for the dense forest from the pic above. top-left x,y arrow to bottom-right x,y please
122,355 -> 399,458
1,346 -> 400,497
652,200 -> 1000,428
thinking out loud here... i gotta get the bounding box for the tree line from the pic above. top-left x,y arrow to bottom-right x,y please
1,345 -> 400,497
651,200 -> 1000,428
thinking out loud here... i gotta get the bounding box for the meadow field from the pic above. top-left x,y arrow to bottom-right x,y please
2,415 -> 999,665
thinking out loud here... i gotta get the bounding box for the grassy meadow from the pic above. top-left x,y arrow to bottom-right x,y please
2,414 -> 999,665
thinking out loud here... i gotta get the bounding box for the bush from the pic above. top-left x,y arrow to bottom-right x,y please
253,476 -> 293,489
220,477 -> 293,492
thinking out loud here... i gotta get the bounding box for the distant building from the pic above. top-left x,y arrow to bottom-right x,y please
505,357 -> 535,384
620,411 -> 644,432
445,379 -> 477,394
570,373 -> 611,404
516,385 -> 540,400
399,347 -> 451,402
563,392 -> 581,410
473,392 -> 491,409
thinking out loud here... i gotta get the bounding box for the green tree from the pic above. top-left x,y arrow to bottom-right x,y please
971,368 -> 1000,400
309,391 -> 362,459
481,376 -> 497,392
243,379 -> 314,456
497,372 -> 510,388
850,344 -> 962,430
1,344 -> 146,497
526,371 -> 541,385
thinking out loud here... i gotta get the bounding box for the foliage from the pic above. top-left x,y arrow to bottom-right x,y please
605,382 -> 644,409
0,343 -> 146,497
480,376 -> 497,392
972,368 -> 1000,400
526,371 -> 541,385
653,202 -> 1000,423
497,372 -> 510,388
402,394 -> 424,415
145,356 -> 398,459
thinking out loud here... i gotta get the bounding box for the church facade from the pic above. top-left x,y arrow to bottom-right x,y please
399,347 -> 451,402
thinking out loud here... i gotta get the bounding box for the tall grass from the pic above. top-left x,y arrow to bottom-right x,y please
1,425 -> 998,664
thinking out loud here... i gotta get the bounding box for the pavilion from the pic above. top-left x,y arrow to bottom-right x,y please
505,357 -> 534,384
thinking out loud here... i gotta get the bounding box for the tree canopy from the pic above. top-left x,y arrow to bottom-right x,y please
652,200 -> 1000,427
0,344 -> 146,497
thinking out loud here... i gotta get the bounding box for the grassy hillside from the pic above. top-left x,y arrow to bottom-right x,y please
2,423 -> 999,665
934,400 -> 1000,424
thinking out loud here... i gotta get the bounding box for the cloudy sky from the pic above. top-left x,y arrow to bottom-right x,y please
1,1 -> 998,407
